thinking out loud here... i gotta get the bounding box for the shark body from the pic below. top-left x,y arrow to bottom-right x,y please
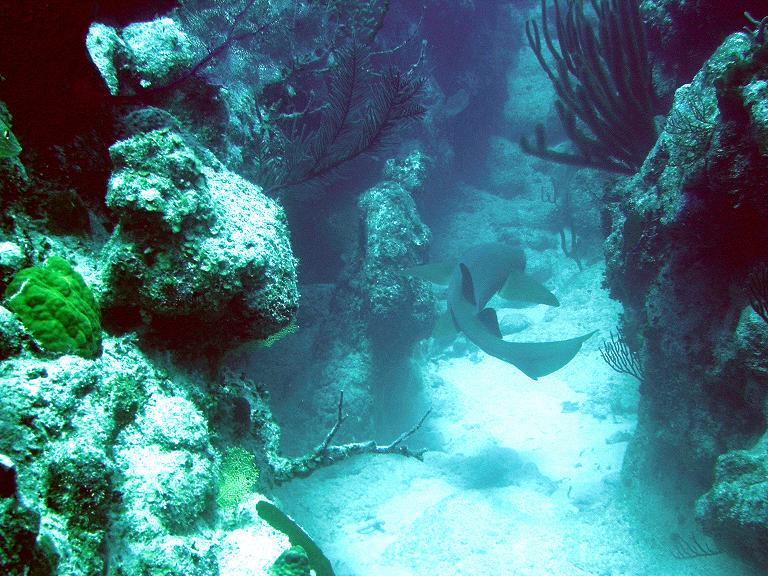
408,243 -> 594,380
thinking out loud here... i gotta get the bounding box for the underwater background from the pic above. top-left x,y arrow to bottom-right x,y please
1,0 -> 768,574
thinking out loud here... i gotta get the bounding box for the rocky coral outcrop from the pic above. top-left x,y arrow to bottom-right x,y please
0,325 -> 309,576
100,126 -> 298,353
311,174 -> 435,437
357,181 -> 435,356
0,334 -> 214,574
110,392 -> 219,574
603,27 -> 768,568
225,164 -> 435,451
84,14 -> 282,178
641,0 -> 767,86
696,436 -> 768,566
86,18 -> 198,96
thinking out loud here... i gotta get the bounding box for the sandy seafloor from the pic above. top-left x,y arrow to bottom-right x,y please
272,256 -> 761,576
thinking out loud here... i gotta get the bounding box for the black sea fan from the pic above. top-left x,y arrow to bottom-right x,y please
521,0 -> 662,174
262,43 -> 426,195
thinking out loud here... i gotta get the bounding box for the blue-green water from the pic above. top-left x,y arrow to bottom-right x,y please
0,1 -> 766,575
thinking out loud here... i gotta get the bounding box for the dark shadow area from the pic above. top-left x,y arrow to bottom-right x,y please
437,444 -> 557,492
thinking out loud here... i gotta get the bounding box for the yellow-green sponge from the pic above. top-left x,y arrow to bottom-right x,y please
217,447 -> 259,509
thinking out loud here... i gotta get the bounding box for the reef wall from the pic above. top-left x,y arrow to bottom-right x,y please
603,25 -> 768,567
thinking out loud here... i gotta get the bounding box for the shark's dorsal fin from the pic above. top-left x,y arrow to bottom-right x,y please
459,263 -> 476,306
499,272 -> 560,307
477,308 -> 503,338
399,262 -> 455,285
459,244 -> 526,310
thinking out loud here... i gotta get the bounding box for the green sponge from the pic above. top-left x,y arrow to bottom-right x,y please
269,546 -> 311,576
4,256 -> 101,358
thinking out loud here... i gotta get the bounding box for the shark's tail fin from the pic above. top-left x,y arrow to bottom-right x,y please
497,331 -> 596,380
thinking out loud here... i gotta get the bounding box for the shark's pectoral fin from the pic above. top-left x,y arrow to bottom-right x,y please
501,331 -> 596,380
433,309 -> 459,344
499,272 -> 560,307
477,308 -> 503,338
399,262 -> 455,286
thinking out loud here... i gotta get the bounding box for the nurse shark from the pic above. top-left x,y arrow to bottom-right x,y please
405,243 -> 594,380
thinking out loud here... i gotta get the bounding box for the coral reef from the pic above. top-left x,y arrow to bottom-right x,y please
0,334 -> 211,574
225,154 -> 435,450
0,0 -> 445,574
0,41 -> 307,576
357,181 -> 436,355
696,437 -> 768,565
100,126 -> 298,353
602,25 -> 768,567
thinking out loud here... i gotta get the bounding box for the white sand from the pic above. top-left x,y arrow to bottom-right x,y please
273,261 -> 759,576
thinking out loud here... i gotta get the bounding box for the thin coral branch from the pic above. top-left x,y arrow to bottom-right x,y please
747,263 -> 768,323
670,533 -> 721,560
379,407 -> 432,453
220,372 -> 431,486
271,391 -> 431,483
599,327 -> 644,382
316,390 -> 347,453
